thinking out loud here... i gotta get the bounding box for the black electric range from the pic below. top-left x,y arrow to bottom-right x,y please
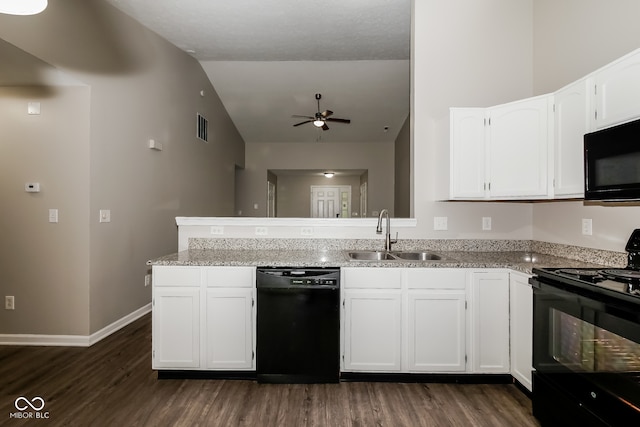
532,229 -> 640,308
530,229 -> 640,427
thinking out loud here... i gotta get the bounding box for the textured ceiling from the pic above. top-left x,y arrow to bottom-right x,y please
106,0 -> 411,61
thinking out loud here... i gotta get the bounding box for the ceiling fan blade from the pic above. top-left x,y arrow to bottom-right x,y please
321,110 -> 333,118
326,118 -> 351,124
293,120 -> 312,127
292,114 -> 314,119
322,123 -> 329,131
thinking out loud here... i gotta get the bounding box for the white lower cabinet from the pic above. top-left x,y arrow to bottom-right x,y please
407,290 -> 466,372
342,267 -> 469,373
343,289 -> 402,371
153,286 -> 201,369
205,288 -> 254,369
154,264 -> 519,380
152,265 -> 255,371
510,272 -> 533,391
470,271 -> 510,373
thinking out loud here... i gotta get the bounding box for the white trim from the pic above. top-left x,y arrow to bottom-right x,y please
175,216 -> 418,228
0,303 -> 151,347
89,303 -> 152,346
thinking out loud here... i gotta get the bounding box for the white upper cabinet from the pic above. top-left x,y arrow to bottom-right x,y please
450,95 -> 552,200
553,78 -> 592,198
594,49 -> 640,130
450,48 -> 640,201
487,95 -> 552,199
450,108 -> 487,199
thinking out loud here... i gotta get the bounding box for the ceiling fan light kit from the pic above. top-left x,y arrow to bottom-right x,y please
0,0 -> 47,15
292,93 -> 351,131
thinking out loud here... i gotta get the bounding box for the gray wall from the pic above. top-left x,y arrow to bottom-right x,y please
0,85 -> 91,335
531,0 -> 640,251
237,141 -> 394,217
394,115 -> 410,218
412,0 -> 535,239
0,0 -> 245,336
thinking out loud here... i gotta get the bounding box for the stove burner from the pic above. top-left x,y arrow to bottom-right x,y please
601,269 -> 640,281
557,269 -> 602,280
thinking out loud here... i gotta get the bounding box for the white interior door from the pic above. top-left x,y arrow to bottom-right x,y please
311,186 -> 351,218
359,182 -> 367,217
267,181 -> 276,217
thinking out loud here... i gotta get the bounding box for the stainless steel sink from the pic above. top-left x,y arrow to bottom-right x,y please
391,251 -> 443,261
347,251 -> 398,261
346,250 -> 447,262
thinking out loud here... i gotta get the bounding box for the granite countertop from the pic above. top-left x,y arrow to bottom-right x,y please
148,248 -> 609,275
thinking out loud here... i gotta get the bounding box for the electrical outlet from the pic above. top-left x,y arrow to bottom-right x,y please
434,216 -> 448,231
144,274 -> 151,287
5,296 -> 15,310
210,226 -> 224,235
582,218 -> 593,235
255,227 -> 268,236
482,217 -> 492,231
301,227 -> 313,236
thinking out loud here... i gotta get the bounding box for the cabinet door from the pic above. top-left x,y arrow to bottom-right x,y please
510,273 -> 533,391
470,272 -> 510,373
205,288 -> 255,370
554,78 -> 591,198
343,290 -> 402,371
152,287 -> 200,369
594,49 -> 640,129
450,108 -> 487,199
407,290 -> 466,372
487,95 -> 551,199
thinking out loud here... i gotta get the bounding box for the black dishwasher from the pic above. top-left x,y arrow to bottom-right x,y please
256,267 -> 340,383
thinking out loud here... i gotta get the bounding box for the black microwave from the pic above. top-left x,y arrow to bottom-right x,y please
584,117 -> 640,201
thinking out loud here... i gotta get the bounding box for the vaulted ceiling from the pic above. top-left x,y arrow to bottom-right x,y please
105,0 -> 411,143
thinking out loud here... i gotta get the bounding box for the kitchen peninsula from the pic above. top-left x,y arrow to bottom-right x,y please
148,217 -> 626,392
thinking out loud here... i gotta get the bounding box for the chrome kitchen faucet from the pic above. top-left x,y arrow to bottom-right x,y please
376,209 -> 398,251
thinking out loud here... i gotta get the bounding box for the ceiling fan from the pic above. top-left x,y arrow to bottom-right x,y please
292,93 -> 351,131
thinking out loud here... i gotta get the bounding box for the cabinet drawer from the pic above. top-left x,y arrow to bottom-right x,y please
153,266 -> 201,287
343,267 -> 402,289
406,269 -> 466,289
205,266 -> 255,288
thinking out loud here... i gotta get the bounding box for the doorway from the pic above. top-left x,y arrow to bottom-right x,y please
310,186 -> 351,218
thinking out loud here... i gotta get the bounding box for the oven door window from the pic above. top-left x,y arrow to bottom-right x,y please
551,309 -> 640,373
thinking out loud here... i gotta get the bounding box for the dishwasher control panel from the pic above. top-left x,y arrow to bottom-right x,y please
257,267 -> 340,289
291,278 -> 338,286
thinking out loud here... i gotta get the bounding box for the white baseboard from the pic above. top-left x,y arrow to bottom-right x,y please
0,303 -> 152,347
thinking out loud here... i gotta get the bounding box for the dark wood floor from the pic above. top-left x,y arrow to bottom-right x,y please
0,314 -> 539,426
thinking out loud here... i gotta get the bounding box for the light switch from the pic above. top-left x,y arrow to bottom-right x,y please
49,209 -> 58,223
99,209 -> 111,223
